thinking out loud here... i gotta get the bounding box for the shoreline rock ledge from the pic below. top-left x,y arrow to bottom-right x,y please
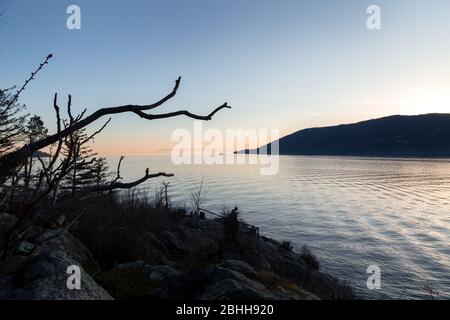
0,214 -> 354,300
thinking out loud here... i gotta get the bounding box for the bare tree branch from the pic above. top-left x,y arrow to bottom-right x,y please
112,155 -> 125,183
0,77 -> 230,182
74,108 -> 87,122
80,118 -> 111,145
88,168 -> 174,192
133,103 -> 231,121
1,54 -> 53,117
53,94 -> 62,134
67,94 -> 75,124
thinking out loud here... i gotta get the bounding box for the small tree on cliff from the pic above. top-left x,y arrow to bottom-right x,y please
23,115 -> 48,189
0,89 -> 27,155
62,127 -> 99,197
91,157 -> 110,189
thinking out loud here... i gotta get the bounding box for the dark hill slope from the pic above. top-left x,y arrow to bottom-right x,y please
245,114 -> 450,157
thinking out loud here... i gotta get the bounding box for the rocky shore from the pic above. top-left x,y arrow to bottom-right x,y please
0,211 -> 354,300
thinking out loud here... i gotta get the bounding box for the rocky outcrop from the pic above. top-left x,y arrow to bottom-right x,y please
0,227 -> 112,300
0,213 -> 354,300
112,261 -> 180,283
256,237 -> 353,299
218,260 -> 258,279
101,218 -> 353,300
157,225 -> 220,260
149,261 -> 318,300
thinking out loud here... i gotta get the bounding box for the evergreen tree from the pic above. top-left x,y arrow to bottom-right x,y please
0,89 -> 27,155
75,157 -> 110,191
62,128 -> 98,197
91,157 -> 110,189
23,115 -> 48,188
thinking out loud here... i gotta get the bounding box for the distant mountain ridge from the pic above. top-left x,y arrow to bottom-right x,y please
238,113 -> 450,157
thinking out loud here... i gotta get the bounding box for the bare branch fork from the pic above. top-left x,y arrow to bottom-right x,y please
93,169 -> 174,192
76,155 -> 173,193
70,163 -> 174,194
112,155 -> 125,184
0,75 -> 231,181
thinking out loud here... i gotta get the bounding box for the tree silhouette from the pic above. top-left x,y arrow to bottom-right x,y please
0,54 -> 231,259
0,65 -> 230,183
62,127 -> 98,197
23,115 -> 48,189
0,89 -> 27,155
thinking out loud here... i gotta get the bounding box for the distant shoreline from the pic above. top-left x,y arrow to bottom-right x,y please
234,151 -> 450,160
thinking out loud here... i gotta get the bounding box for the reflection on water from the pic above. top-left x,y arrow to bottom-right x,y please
106,155 -> 450,299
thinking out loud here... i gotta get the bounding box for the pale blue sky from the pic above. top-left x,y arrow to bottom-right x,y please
1,0 -> 450,154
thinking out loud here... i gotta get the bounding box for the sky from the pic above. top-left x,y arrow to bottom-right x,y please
1,0 -> 450,155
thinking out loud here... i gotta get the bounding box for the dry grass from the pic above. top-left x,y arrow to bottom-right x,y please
71,190 -> 187,270
300,245 -> 320,271
257,270 -> 306,299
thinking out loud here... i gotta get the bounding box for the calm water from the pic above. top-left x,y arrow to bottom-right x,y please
107,155 -> 450,299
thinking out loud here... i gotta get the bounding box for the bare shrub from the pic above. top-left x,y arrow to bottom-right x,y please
72,191 -> 186,269
280,240 -> 293,251
152,186 -> 165,209
300,245 -> 320,271
188,178 -> 208,212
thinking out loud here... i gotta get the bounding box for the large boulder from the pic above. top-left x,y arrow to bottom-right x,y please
218,259 -> 258,279
149,264 -> 268,300
149,261 -> 313,300
137,231 -> 170,256
111,261 -> 180,283
0,227 -> 112,300
157,225 -> 220,261
97,261 -> 181,298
